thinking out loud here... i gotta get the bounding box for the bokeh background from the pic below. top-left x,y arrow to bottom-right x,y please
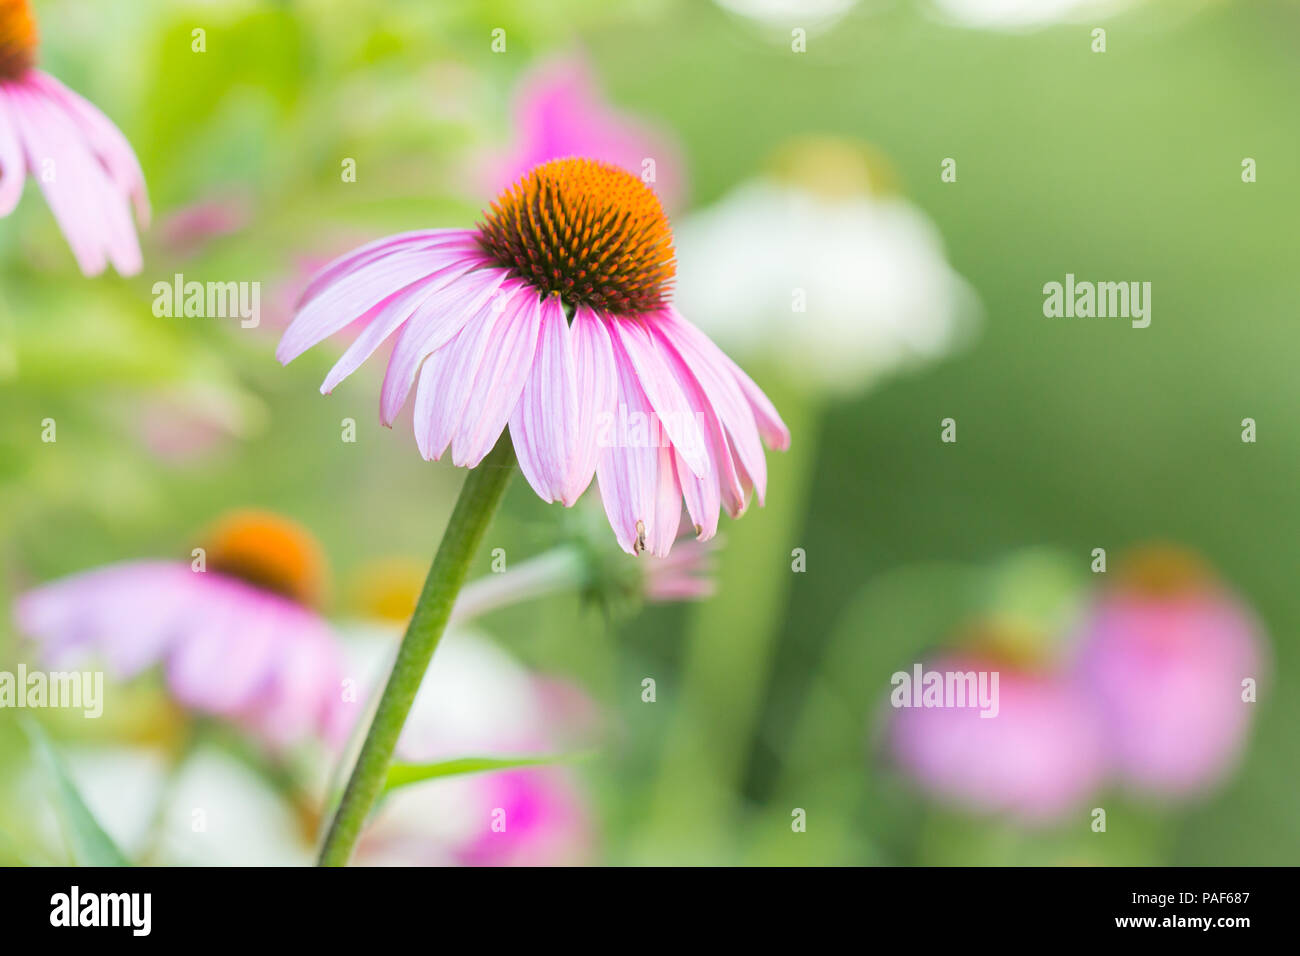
1,0 -> 1297,865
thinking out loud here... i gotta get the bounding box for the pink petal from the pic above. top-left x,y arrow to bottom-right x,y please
241,613 -> 342,747
320,255 -> 491,395
722,351 -> 791,452
647,322 -> 741,528
658,307 -> 770,506
607,316 -> 712,480
16,561 -> 196,676
647,442 -> 684,557
509,294 -> 580,504
21,84 -> 141,275
7,86 -> 108,274
165,583 -> 279,715
277,243 -> 479,365
28,71 -> 149,225
412,280 -> 530,461
297,228 -> 476,309
380,266 -> 509,425
596,335 -> 679,555
567,305 -> 618,504
0,90 -> 26,216
451,285 -> 544,468
674,446 -> 721,539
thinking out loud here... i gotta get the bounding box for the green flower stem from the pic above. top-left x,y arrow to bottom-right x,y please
317,437 -> 516,866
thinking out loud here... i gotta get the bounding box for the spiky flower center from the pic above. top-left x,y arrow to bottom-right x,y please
476,157 -> 675,314
204,510 -> 326,608
0,0 -> 37,82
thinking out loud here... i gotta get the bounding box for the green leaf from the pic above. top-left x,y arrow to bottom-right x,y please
22,720 -> 130,867
384,753 -> 587,794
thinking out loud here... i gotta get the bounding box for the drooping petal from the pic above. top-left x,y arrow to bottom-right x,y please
451,285 -> 544,467
567,305 -> 618,504
674,447 -> 721,539
296,228 -> 476,309
509,293 -> 580,504
657,306 -> 770,505
607,316 -> 712,480
20,84 -> 142,275
596,333 -> 678,555
277,244 -> 480,365
381,266 -> 510,425
6,86 -> 108,274
646,442 -> 684,557
721,350 -> 791,451
28,71 -> 149,224
0,91 -> 26,216
320,255 -> 492,395
412,280 -> 529,461
648,321 -> 742,527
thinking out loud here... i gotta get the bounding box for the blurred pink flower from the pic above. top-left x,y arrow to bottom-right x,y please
0,1 -> 149,275
484,56 -> 685,209
1074,553 -> 1265,797
132,384 -> 256,465
456,768 -> 591,867
156,192 -> 251,259
888,655 -> 1108,823
15,512 -> 348,750
643,535 -> 717,602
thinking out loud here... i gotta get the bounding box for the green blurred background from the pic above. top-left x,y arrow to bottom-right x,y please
1,0 -> 1297,865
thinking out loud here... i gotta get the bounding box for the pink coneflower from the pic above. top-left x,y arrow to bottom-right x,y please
887,653 -> 1108,823
0,0 -> 148,275
1073,546 -> 1265,797
485,56 -> 684,209
15,510 -> 348,749
278,157 -> 789,558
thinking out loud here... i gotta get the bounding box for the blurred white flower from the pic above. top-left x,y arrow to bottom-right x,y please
343,627 -> 595,867
674,139 -> 977,397
714,0 -> 863,31
928,0 -> 1137,31
31,744 -> 313,866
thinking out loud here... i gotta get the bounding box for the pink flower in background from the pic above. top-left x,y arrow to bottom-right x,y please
888,656 -> 1108,823
486,56 -> 684,209
1074,548 -> 1265,797
456,769 -> 590,867
885,546 -> 1268,822
0,0 -> 149,275
15,511 -> 348,750
156,191 -> 251,260
278,158 -> 788,557
133,383 -> 259,465
643,535 -> 718,602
